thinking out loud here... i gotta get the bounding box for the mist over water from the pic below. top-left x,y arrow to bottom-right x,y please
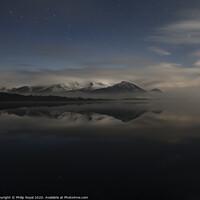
0,99 -> 200,199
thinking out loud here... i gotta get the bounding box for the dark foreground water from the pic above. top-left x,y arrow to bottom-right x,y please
0,100 -> 200,199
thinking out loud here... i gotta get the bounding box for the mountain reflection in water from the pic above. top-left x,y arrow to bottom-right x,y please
1,100 -> 200,199
0,102 -> 150,122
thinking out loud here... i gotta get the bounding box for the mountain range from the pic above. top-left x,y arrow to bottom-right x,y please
0,81 -> 162,95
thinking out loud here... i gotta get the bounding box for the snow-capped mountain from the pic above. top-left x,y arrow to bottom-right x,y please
93,81 -> 147,93
7,82 -> 109,94
2,81 -> 150,95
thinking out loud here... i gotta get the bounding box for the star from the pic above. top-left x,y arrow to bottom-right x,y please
9,10 -> 13,16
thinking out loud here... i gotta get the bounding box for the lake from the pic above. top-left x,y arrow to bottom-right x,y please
0,100 -> 200,199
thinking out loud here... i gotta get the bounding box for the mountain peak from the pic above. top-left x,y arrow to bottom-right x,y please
120,81 -> 132,85
118,81 -> 140,86
150,88 -> 163,93
94,81 -> 147,93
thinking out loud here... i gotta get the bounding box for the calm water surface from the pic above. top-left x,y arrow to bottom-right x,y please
0,100 -> 200,199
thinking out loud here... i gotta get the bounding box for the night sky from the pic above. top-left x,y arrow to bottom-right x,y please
1,0 -> 200,89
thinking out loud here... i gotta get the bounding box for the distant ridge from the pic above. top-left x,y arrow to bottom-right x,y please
0,92 -> 105,102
